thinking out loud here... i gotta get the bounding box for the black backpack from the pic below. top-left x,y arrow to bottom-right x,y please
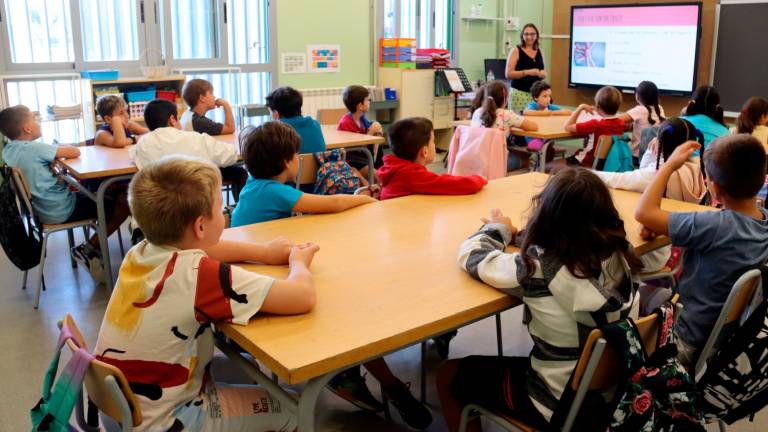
697,265 -> 768,425
0,166 -> 42,270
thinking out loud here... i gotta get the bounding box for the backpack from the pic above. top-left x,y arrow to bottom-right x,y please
603,134 -> 635,173
313,149 -> 360,195
603,303 -> 705,431
0,166 -> 42,270
31,323 -> 95,431
697,266 -> 768,425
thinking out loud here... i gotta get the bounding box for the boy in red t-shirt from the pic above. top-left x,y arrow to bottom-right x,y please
377,117 -> 487,200
337,85 -> 384,180
564,85 -> 628,167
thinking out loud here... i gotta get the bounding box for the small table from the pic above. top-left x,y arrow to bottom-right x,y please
57,128 -> 386,289
216,173 -> 712,430
452,116 -> 588,172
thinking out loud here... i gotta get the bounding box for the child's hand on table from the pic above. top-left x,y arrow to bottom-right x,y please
262,236 -> 293,265
289,243 -> 320,268
481,208 -> 518,238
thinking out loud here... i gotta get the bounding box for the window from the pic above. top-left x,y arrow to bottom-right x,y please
228,0 -> 269,64
170,0 -> 218,60
80,0 -> 139,62
3,76 -> 84,142
176,69 -> 271,124
382,0 -> 452,50
4,0 -> 74,64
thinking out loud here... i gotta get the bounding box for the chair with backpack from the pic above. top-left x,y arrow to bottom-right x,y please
32,314 -> 142,432
458,297 -> 700,432
312,148 -> 362,195
594,134 -> 633,173
316,108 -> 348,126
694,267 -> 768,430
8,167 -> 101,308
447,126 -> 509,180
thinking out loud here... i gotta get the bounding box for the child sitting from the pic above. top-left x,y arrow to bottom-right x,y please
0,105 -> 130,283
378,117 -> 488,201
94,155 -> 318,430
338,85 -> 384,179
618,81 -> 666,164
635,134 -> 768,368
565,85 -> 628,167
438,167 -> 669,431
93,95 -> 148,148
732,96 -> 768,151
522,80 -> 571,117
131,99 -> 247,200
595,117 -> 706,204
265,86 -> 326,153
230,121 -> 375,227
681,85 -> 728,150
180,78 -> 235,135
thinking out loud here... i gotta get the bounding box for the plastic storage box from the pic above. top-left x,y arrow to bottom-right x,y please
80,70 -> 119,81
125,86 -> 157,102
156,90 -> 177,102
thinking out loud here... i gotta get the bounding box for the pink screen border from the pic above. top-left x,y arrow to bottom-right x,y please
573,5 -> 699,27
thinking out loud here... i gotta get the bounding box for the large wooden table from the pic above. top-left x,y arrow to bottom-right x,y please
215,172 -> 712,430
452,116 -> 588,172
56,127 -> 385,291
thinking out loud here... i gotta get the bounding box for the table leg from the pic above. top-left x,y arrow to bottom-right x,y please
95,175 -> 133,292
297,373 -> 336,432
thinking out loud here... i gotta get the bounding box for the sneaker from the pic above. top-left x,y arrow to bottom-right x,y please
326,368 -> 384,413
433,330 -> 458,360
383,380 -> 433,430
71,242 -> 105,284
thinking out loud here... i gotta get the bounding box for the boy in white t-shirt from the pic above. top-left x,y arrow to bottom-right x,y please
94,156 -> 319,431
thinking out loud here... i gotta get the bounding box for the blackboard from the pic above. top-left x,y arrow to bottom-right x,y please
712,1 -> 768,112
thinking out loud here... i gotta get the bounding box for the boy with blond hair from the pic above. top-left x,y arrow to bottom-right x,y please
94,156 -> 319,431
180,78 -> 236,135
93,95 -> 149,147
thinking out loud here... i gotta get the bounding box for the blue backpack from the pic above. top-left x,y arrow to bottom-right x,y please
313,149 -> 360,195
603,134 -> 634,173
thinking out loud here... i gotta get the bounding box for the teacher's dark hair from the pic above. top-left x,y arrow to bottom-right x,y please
518,23 -> 540,50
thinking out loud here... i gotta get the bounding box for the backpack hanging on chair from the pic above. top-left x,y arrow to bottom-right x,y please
0,166 -> 42,270
602,303 -> 705,431
31,323 -> 95,431
313,149 -> 360,195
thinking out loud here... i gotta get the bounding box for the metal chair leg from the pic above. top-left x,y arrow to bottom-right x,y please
421,341 -> 427,403
67,229 -> 77,268
34,234 -> 49,309
22,270 -> 28,290
496,313 -> 504,356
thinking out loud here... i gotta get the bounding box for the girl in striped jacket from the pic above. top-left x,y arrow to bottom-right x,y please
436,167 -> 669,431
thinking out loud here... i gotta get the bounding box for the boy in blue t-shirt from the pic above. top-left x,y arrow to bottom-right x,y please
230,121 -> 373,227
265,86 -> 326,154
0,105 -> 130,283
636,134 -> 768,367
522,80 -> 571,117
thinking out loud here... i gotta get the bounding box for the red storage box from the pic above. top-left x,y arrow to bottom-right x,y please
156,90 -> 177,102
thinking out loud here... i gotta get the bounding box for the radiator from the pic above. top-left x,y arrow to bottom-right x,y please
300,86 -> 376,119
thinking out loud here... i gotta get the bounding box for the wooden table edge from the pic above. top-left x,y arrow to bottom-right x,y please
219,295 -> 518,385
56,160 -> 138,180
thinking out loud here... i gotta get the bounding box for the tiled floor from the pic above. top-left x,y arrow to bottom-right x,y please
2,163 -> 768,431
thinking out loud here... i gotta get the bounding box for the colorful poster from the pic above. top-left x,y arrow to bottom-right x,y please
281,53 -> 306,74
307,45 -> 341,73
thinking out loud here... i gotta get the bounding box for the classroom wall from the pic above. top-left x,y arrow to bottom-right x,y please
550,0 -> 717,114
456,0 -> 554,84
275,0 -> 373,89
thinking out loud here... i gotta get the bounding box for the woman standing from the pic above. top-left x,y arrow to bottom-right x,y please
505,23 -> 546,114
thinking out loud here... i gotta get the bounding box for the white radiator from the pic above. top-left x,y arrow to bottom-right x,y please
300,86 -> 376,119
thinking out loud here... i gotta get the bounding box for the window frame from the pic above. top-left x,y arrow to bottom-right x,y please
377,0 -> 455,51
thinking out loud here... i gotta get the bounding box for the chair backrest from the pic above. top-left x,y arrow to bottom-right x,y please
295,153 -> 319,187
592,135 -> 614,171
9,167 -> 37,224
694,268 -> 763,378
316,108 -> 347,125
61,314 -> 143,428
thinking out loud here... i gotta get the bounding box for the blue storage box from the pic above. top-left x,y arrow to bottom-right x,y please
125,86 -> 157,102
80,70 -> 119,81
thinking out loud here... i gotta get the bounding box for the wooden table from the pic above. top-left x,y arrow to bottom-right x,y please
57,127 -> 386,290
452,116 -> 588,172
215,172 -> 712,430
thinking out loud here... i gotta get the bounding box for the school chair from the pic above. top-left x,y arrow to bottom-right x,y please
59,314 -> 143,431
447,126 -> 509,180
638,249 -> 685,289
694,269 -> 762,383
316,108 -> 348,125
458,298 -> 680,432
295,153 -> 319,190
9,167 -> 99,309
591,135 -> 615,172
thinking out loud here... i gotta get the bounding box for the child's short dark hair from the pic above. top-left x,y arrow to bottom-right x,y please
96,95 -> 125,119
182,78 -> 213,108
342,85 -> 370,113
388,117 -> 433,162
265,86 -> 303,118
240,121 -> 301,179
595,86 -> 621,115
144,99 -> 178,131
530,81 -> 551,99
0,105 -> 31,140
705,134 -> 766,199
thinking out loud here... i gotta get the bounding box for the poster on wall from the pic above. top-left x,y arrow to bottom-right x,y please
281,53 -> 307,74
307,45 -> 341,73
